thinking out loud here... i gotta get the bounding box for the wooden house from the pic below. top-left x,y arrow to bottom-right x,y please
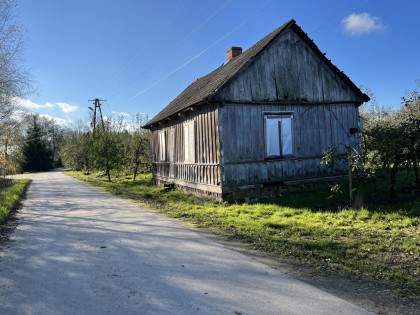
143,19 -> 370,201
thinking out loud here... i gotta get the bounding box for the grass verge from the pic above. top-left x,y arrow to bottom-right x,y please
65,171 -> 419,299
0,178 -> 30,225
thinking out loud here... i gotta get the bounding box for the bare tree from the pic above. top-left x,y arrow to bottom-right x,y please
0,0 -> 33,131
0,0 -> 33,175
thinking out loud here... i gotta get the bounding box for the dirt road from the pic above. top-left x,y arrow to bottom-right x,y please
0,171 -> 371,314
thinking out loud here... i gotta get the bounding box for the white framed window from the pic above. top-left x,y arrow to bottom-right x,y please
184,122 -> 195,163
159,131 -> 166,161
264,114 -> 293,158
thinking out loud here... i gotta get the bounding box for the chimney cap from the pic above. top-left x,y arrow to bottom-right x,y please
226,46 -> 242,53
226,46 -> 242,61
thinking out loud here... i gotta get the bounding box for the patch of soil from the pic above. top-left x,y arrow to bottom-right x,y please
0,181 -> 30,251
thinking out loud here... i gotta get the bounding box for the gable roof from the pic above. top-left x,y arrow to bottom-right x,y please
144,19 -> 369,128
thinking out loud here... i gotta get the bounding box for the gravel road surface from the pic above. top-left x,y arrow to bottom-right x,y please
0,171 -> 372,314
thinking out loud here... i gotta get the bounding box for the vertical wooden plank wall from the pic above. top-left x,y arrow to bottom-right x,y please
214,27 -> 363,191
216,28 -> 360,104
219,103 -> 360,189
151,104 -> 220,187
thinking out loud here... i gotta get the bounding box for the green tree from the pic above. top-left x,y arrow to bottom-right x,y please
60,113 -> 151,180
362,81 -> 420,200
19,114 -> 53,172
91,117 -> 125,182
364,117 -> 406,201
128,113 -> 151,180
61,122 -> 93,173
0,116 -> 25,175
401,81 -> 420,191
39,116 -> 65,168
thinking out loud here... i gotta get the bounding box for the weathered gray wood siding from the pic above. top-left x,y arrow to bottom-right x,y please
150,104 -> 221,191
215,26 -> 363,192
216,27 -> 360,103
218,103 -> 360,190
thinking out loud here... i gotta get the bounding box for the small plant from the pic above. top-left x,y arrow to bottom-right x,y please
0,178 -> 30,224
321,143 -> 363,204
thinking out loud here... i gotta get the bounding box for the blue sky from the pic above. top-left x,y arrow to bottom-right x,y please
16,0 -> 420,125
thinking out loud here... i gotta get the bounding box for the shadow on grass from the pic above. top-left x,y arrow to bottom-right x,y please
0,177 -> 13,193
72,169 -> 419,218
255,169 -> 420,218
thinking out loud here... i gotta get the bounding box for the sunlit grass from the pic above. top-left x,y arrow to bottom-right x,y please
0,178 -> 30,224
66,170 -> 420,298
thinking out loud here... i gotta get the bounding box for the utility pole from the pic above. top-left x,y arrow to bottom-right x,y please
88,98 -> 106,133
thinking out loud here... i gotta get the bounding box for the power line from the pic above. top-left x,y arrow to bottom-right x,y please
107,0 -> 236,101
96,0 -> 192,97
121,0 -> 278,105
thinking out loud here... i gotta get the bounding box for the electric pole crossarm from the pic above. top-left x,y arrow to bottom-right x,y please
88,98 -> 107,134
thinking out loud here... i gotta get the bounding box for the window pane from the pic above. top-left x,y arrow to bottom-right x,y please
281,118 -> 292,155
266,118 -> 280,157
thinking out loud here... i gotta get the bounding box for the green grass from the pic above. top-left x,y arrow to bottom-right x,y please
0,178 -> 30,224
66,170 -> 420,299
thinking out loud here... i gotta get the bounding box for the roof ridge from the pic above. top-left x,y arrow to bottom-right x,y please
144,20 -> 295,127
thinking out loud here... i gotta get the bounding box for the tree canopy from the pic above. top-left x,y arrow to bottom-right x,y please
19,115 -> 53,172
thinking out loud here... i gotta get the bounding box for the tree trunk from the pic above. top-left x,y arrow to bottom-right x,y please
413,157 -> 420,192
4,137 -> 8,161
133,163 -> 139,181
390,161 -> 400,203
106,158 -> 111,182
132,144 -> 141,182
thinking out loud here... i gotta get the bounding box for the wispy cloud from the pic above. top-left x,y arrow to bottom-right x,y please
39,113 -> 70,126
13,97 -> 80,114
10,109 -> 28,122
15,97 -> 54,110
56,102 -> 79,113
341,13 -> 387,36
112,111 -> 131,117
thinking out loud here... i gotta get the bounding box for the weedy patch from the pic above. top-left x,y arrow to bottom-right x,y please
0,178 -> 30,225
66,170 -> 420,299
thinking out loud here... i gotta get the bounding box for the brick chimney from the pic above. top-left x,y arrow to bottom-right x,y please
226,46 -> 242,61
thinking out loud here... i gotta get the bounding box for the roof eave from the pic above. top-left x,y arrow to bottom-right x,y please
142,99 -> 211,129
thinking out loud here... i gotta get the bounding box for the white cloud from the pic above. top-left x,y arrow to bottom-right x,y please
14,97 -> 54,110
6,97 -> 76,127
10,110 -> 70,126
56,102 -> 79,113
341,13 -> 387,36
112,111 -> 131,117
10,109 -> 28,121
38,113 -> 70,126
11,97 -> 80,114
